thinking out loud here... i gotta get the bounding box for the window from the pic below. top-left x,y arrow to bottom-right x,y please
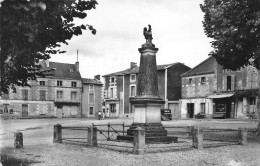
227,76 -> 231,91
110,104 -> 116,113
71,82 -> 77,87
200,103 -> 205,113
89,93 -> 94,103
130,85 -> 136,97
57,91 -> 63,100
216,103 -> 225,112
188,78 -> 192,85
89,85 -> 94,90
39,90 -> 46,101
201,77 -> 206,84
57,81 -> 62,87
10,109 -> 13,114
249,97 -> 256,105
110,88 -> 114,98
89,107 -> 94,115
71,92 -> 77,100
22,89 -> 28,100
130,74 -> 136,81
110,77 -> 115,83
39,81 -> 45,86
3,104 -> 9,113
0,109 -> 2,114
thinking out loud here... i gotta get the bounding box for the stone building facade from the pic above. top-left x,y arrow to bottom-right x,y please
82,76 -> 103,118
0,60 -> 102,119
180,56 -> 259,119
103,62 -> 190,118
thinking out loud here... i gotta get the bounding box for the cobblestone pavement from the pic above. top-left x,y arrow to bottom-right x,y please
0,118 -> 259,166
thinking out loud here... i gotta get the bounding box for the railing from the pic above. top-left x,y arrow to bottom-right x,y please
53,124 -> 248,155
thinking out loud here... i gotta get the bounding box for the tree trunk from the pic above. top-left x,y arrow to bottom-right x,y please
257,57 -> 260,132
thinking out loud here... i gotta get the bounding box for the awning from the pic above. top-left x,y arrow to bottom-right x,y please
207,93 -> 234,99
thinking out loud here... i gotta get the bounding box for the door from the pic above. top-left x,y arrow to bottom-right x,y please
187,103 -> 194,118
168,103 -> 179,118
57,106 -> 63,118
110,104 -> 116,117
226,102 -> 231,118
22,104 -> 28,117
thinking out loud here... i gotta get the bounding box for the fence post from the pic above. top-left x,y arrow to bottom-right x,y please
189,126 -> 195,146
133,127 -> 145,155
238,128 -> 247,145
53,124 -> 62,143
88,126 -> 97,146
193,127 -> 203,150
14,132 -> 23,149
107,123 -> 110,141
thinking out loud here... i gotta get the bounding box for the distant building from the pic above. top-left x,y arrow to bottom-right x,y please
103,62 -> 190,118
180,56 -> 259,119
0,60 -> 102,119
82,76 -> 103,118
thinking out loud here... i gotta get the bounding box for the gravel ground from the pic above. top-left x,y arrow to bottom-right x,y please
1,135 -> 260,166
1,119 -> 260,166
1,140 -> 260,166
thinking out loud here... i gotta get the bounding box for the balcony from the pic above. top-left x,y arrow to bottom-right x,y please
54,99 -> 80,106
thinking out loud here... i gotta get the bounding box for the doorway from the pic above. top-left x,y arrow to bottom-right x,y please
22,104 -> 28,117
187,103 -> 194,118
57,105 -> 63,118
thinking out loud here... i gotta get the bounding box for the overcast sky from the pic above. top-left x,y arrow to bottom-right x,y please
50,0 -> 213,79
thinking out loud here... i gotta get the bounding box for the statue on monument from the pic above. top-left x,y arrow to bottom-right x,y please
143,24 -> 153,43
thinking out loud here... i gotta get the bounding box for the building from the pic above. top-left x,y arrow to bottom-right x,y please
180,56 -> 259,119
0,60 -> 102,119
103,62 -> 190,118
82,76 -> 103,118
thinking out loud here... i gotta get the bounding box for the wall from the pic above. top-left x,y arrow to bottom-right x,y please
182,74 -> 216,99
81,83 -> 102,118
180,98 -> 213,118
167,63 -> 191,101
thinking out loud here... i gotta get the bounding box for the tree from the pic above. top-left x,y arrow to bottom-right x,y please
200,0 -> 260,132
0,0 -> 97,95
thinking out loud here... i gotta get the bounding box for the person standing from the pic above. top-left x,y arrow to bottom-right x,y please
98,111 -> 102,120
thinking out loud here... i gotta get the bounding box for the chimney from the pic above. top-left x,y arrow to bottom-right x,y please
130,62 -> 137,69
75,62 -> 79,72
94,75 -> 100,80
45,59 -> 49,68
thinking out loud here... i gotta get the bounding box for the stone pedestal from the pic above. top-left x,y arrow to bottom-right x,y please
117,34 -> 177,143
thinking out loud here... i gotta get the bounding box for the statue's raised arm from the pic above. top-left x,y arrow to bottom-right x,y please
143,24 -> 153,43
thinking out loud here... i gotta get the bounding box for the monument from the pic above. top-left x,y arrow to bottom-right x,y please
117,25 -> 177,143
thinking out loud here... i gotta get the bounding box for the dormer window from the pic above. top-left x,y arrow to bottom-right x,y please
130,74 -> 136,81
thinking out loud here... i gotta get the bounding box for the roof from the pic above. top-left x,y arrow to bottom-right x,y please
103,63 -> 179,77
39,61 -> 81,80
182,56 -> 215,77
82,78 -> 103,85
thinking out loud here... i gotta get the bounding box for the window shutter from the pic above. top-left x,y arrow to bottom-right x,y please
231,75 -> 235,91
223,76 -> 227,91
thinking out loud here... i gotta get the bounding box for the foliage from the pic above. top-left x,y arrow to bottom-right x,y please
200,0 -> 260,70
0,0 -> 97,95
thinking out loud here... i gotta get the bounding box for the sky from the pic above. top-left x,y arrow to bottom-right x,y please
50,0 -> 213,80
